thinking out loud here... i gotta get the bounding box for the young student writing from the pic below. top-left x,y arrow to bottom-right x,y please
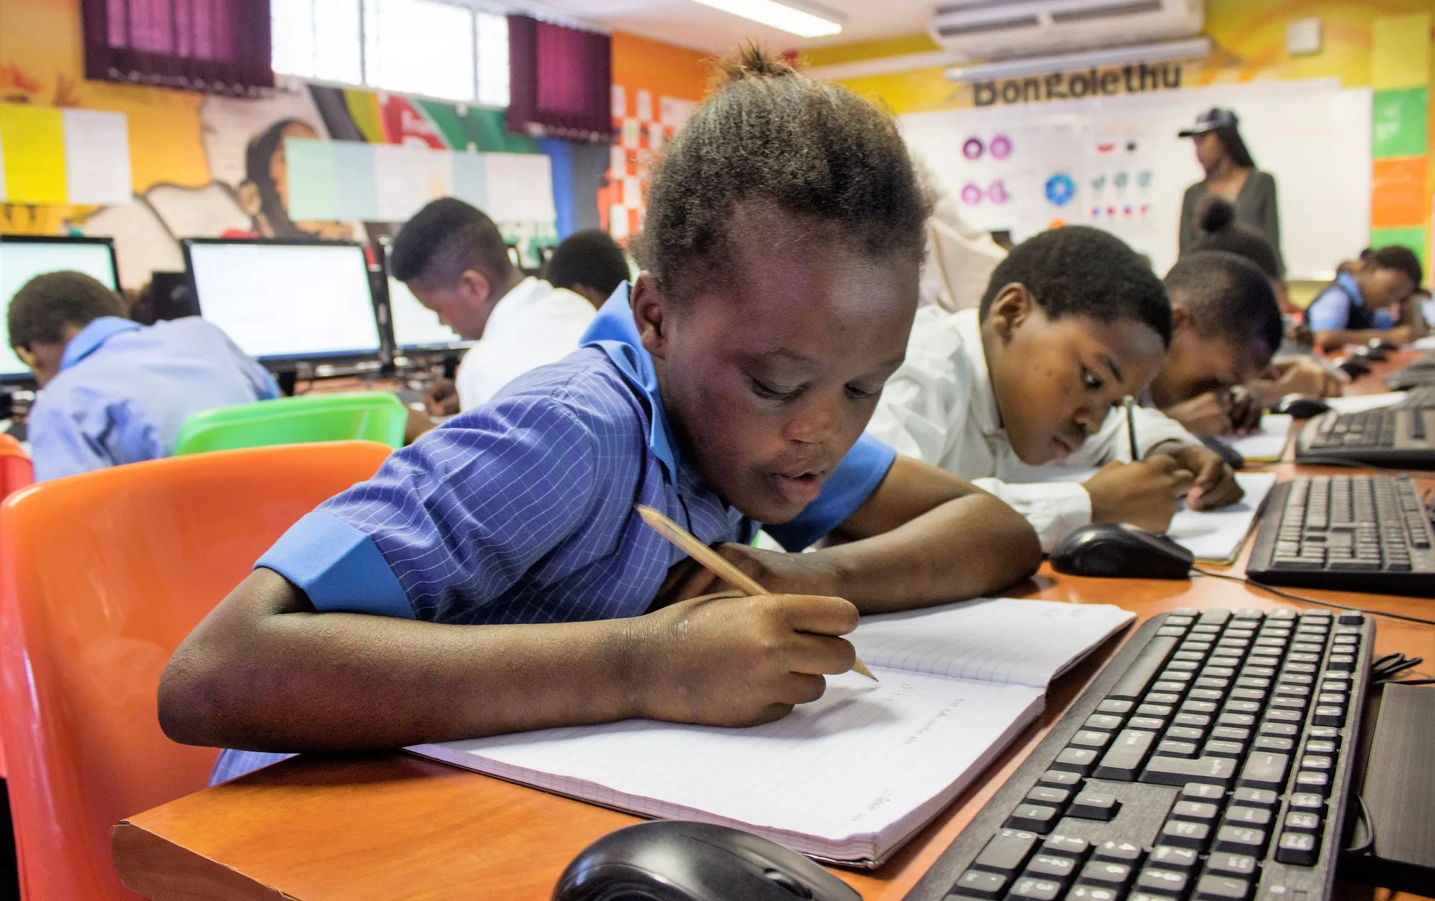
1306,245 -> 1426,351
9,271 -> 279,481
865,226 -> 1243,552
159,49 -> 1042,780
393,198 -> 598,416
1145,250 -> 1284,437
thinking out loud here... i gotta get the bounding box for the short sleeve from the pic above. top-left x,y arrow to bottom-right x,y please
254,395 -> 602,622
27,390 -> 114,482
1306,288 -> 1352,332
764,434 -> 897,552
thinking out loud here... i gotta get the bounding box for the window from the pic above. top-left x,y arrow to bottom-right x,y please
270,0 -> 509,106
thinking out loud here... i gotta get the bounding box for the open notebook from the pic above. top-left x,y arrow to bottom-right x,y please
409,598 -> 1133,867
1227,414 -> 1293,462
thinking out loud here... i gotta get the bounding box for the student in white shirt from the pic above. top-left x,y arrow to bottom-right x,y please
867,226 -> 1243,552
391,198 -> 597,413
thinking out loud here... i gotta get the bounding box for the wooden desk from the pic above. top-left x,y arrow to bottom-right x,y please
112,359 -> 1435,901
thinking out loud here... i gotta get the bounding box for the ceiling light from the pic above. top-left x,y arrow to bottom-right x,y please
946,36 -> 1212,82
689,0 -> 844,38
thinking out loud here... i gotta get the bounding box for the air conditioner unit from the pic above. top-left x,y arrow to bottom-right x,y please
929,0 -> 1205,61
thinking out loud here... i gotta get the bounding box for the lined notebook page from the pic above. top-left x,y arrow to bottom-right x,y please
1227,415 -> 1293,462
411,671 -> 1045,864
849,598 -> 1134,688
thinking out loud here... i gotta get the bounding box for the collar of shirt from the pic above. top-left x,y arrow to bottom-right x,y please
1335,271 -> 1364,307
60,316 -> 143,372
579,283 -> 684,481
951,309 -> 1004,441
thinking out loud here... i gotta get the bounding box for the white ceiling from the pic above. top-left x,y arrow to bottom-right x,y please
515,0 -> 939,54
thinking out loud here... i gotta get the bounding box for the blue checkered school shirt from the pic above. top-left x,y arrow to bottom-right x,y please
211,284 -> 897,782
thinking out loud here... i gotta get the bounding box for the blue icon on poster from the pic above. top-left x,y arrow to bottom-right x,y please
1045,173 -> 1075,206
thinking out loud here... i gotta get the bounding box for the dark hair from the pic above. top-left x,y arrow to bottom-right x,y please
545,229 -> 629,297
1164,250 -> 1282,356
1365,245 -> 1423,289
636,45 -> 930,299
978,225 -> 1173,347
391,197 -> 516,288
8,271 -> 126,349
1212,124 -> 1256,168
1186,196 -> 1282,280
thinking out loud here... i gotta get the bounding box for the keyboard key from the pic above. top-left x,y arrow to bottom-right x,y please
1252,736 -> 1293,753
1211,726 -> 1251,742
1166,726 -> 1204,742
1094,729 -> 1156,781
1069,792 -> 1120,821
1097,699 -> 1134,715
952,869 -> 1007,899
1213,825 -> 1267,855
1194,873 -> 1252,900
1313,705 -> 1345,727
1301,754 -> 1334,773
1148,846 -> 1199,871
1216,712 -> 1256,728
1053,747 -> 1098,775
1203,740 -> 1245,758
1258,722 -> 1298,738
1071,730 -> 1113,749
1204,852 -> 1257,878
1222,806 -> 1272,828
1275,831 -> 1320,866
1108,636 -> 1181,700
1159,820 -> 1211,851
1007,876 -> 1064,901
1294,770 -> 1331,795
1129,716 -> 1167,731
1141,756 -> 1236,788
1231,787 -> 1277,808
1025,854 -> 1078,882
1171,800 -> 1219,823
973,829 -> 1039,875
1038,769 -> 1084,789
1180,783 -> 1224,802
1080,860 -> 1135,889
1135,868 -> 1189,897
1288,792 -> 1325,811
1093,841 -> 1143,864
1067,885 -> 1120,901
1238,752 -> 1290,791
1026,786 -> 1071,807
1006,804 -> 1060,834
1042,835 -> 1090,859
1157,739 -> 1198,758
1284,811 -> 1322,832
1083,714 -> 1125,732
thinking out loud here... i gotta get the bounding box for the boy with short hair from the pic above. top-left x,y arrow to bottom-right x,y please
1307,245 -> 1426,351
160,49 -> 1042,781
9,271 -> 279,481
544,229 -> 631,309
1147,250 -> 1284,436
866,226 -> 1243,551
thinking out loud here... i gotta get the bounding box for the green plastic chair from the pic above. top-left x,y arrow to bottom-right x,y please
173,393 -> 408,455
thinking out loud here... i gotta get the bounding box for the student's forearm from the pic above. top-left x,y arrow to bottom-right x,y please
1314,328 -> 1385,351
159,568 -> 643,752
818,492 -> 1041,614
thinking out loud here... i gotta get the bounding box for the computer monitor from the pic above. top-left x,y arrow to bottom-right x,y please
383,249 -> 467,354
183,239 -> 383,367
0,236 -> 121,383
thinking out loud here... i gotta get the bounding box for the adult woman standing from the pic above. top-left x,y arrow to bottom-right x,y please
1177,108 -> 1282,272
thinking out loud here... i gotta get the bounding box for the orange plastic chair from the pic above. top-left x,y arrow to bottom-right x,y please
0,440 -> 392,901
0,435 -> 31,507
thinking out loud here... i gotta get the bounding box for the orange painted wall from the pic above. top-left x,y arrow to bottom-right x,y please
612,31 -> 712,105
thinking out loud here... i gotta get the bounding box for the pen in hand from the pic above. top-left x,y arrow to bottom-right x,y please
1124,396 -> 1139,462
636,505 -> 878,681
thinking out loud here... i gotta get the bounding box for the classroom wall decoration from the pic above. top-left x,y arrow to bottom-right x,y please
810,0 -> 1435,268
0,104 -> 129,205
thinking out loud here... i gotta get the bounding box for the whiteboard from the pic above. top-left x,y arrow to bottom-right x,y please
901,79 -> 1371,280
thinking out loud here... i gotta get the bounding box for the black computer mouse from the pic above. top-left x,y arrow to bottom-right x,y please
552,821 -> 861,901
1274,396 -> 1332,419
1050,522 -> 1194,580
1337,355 -> 1373,377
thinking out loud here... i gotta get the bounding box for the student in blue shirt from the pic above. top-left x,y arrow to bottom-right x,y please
159,48 -> 1043,779
1306,246 -> 1426,351
8,271 -> 280,481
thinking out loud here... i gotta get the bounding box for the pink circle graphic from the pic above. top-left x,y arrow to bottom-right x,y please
962,138 -> 984,160
988,180 -> 1009,204
990,135 -> 1012,159
960,183 -> 983,205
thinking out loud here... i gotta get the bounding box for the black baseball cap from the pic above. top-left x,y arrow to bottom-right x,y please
1179,108 -> 1238,137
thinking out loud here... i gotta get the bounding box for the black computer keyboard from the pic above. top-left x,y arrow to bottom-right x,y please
1245,475 -> 1435,596
906,608 -> 1372,901
1392,384 -> 1435,410
1294,409 -> 1435,469
1385,353 -> 1435,390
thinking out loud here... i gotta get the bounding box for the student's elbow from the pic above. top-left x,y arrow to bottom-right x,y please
973,492 -> 1043,581
1313,330 -> 1341,352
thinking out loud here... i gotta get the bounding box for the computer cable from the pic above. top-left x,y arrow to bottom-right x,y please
1190,566 -> 1435,627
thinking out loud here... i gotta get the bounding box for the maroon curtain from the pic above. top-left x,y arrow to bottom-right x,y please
507,15 -> 612,143
81,0 -> 274,95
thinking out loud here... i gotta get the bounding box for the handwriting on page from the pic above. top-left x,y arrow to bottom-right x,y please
849,598 -> 1134,687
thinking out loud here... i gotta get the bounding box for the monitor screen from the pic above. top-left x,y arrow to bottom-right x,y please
186,241 -> 382,362
387,273 -> 465,352
0,238 -> 119,380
